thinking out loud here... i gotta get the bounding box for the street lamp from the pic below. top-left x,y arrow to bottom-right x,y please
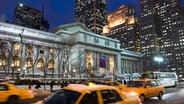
64,70 -> 67,78
73,69 -> 76,78
154,56 -> 163,71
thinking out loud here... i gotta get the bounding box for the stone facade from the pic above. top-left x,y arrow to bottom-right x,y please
0,22 -> 143,79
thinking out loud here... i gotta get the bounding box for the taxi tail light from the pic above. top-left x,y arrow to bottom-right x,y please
28,89 -> 34,94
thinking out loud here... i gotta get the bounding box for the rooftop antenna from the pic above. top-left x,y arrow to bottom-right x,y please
41,0 -> 45,18
40,0 -> 45,30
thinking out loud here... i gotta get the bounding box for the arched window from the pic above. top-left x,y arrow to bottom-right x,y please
37,58 -> 44,70
12,56 -> 20,69
25,57 -> 33,69
48,60 -> 54,71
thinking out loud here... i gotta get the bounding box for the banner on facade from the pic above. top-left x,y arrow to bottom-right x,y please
99,55 -> 106,68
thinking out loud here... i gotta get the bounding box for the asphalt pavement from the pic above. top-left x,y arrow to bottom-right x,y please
16,82 -> 184,96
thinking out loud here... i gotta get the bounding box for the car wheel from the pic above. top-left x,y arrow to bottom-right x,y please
140,94 -> 145,103
158,92 -> 163,99
8,96 -> 19,104
174,81 -> 179,87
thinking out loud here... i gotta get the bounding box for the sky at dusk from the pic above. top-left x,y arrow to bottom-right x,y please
0,0 -> 184,31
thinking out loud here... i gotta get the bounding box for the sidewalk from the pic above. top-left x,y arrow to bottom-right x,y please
34,90 -> 51,96
16,85 -> 61,96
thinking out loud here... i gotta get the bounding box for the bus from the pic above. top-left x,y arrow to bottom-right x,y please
141,71 -> 178,87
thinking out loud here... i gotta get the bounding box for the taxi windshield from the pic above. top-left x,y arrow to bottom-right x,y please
45,89 -> 81,104
127,81 -> 145,87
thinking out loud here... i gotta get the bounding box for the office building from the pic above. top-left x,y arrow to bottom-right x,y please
13,3 -> 49,31
140,0 -> 184,78
75,0 -> 107,34
103,5 -> 141,52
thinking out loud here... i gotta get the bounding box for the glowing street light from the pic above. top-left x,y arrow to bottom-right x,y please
154,56 -> 163,71
19,3 -> 24,7
154,56 -> 163,63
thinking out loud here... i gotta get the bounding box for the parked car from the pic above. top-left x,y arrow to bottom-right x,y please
103,81 -> 126,90
179,78 -> 184,82
35,83 -> 141,104
121,79 -> 165,103
0,82 -> 34,104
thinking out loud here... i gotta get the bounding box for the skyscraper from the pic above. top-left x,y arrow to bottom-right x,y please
75,0 -> 107,35
140,0 -> 184,78
103,5 -> 141,52
13,3 -> 49,31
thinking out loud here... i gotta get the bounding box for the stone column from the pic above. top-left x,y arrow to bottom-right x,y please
116,54 -> 121,74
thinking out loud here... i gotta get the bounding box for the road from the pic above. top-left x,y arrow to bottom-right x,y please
20,84 -> 184,104
143,86 -> 184,104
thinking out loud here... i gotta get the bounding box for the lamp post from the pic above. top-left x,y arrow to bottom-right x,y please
154,56 -> 163,71
23,66 -> 26,77
17,68 -> 21,79
11,63 -> 15,79
19,29 -> 24,71
73,69 -> 76,78
64,70 -> 67,78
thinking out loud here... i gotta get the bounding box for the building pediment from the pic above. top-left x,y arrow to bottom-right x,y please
53,22 -> 91,34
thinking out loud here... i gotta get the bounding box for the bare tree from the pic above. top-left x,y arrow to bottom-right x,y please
52,37 -> 75,79
61,46 -> 72,78
71,47 -> 86,78
32,45 -> 40,77
0,41 -> 8,75
53,45 -> 67,78
43,48 -> 50,90
6,42 -> 14,79
55,46 -> 63,78
47,46 -> 57,78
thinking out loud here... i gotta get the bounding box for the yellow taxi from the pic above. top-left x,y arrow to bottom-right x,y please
121,79 -> 165,102
0,82 -> 34,104
104,81 -> 126,90
37,83 -> 141,104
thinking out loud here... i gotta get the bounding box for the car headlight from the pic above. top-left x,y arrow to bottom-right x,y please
88,82 -> 95,87
130,92 -> 138,96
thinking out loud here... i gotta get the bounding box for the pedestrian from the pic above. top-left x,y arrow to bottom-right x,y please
124,79 -> 126,85
64,81 -> 68,87
50,81 -> 54,92
35,81 -> 41,90
60,81 -> 64,88
28,81 -> 32,89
